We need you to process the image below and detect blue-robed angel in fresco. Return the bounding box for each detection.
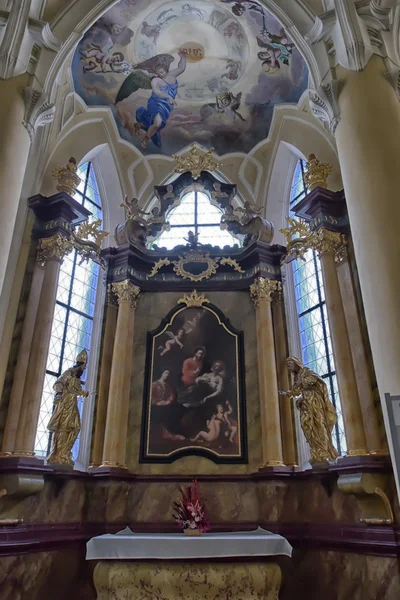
[115,52,187,149]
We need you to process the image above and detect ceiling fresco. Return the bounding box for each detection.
[72,0,308,156]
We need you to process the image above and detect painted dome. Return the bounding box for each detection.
[72,0,308,156]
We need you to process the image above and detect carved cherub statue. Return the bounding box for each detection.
[47,349,88,467]
[120,195,150,224]
[184,230,200,248]
[211,181,229,200]
[235,200,262,225]
[115,200,170,248]
[220,202,274,245]
[279,356,338,464]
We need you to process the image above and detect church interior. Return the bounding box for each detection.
[1,0,400,598]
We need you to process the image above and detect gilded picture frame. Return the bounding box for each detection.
[140,301,247,464]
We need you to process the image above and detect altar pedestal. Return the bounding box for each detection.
[87,528,292,600]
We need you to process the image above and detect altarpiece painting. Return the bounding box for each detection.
[140,301,247,463]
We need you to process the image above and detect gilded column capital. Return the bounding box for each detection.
[249,277,282,308]
[313,228,345,256]
[36,232,72,265]
[280,218,347,263]
[112,280,140,308]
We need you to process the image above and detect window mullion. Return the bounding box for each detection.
[194,191,198,237]
[312,250,342,454]
[82,162,90,199]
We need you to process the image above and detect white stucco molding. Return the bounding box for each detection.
[22,86,55,142]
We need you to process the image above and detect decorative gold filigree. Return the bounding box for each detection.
[173,252,219,282]
[147,257,171,279]
[72,218,108,267]
[280,219,346,263]
[303,153,333,191]
[36,232,72,265]
[219,257,244,273]
[37,220,108,268]
[249,277,282,307]
[148,253,245,281]
[172,144,222,179]
[52,156,81,196]
[112,280,140,308]
[178,290,209,307]
[279,216,309,240]
[75,219,108,247]
[47,350,88,467]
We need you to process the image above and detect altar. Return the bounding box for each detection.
[87,527,292,599]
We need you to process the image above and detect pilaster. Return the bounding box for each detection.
[250,277,285,468]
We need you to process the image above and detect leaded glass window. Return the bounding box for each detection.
[290,160,346,455]
[151,190,239,250]
[34,162,102,458]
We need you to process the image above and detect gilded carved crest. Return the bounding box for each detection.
[147,251,244,282]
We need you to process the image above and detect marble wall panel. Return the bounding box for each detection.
[9,475,365,527]
[280,550,400,600]
[0,547,96,600]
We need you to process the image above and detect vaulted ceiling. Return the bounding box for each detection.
[71,0,308,157]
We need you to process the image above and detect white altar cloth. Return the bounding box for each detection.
[86,527,292,561]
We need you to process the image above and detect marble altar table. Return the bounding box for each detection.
[87,527,292,599]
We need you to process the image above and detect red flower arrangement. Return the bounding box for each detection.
[173,480,210,534]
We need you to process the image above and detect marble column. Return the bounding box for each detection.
[272,293,298,466]
[1,263,45,454]
[0,75,31,307]
[316,229,368,456]
[100,280,140,470]
[335,56,400,467]
[250,277,284,467]
[336,246,386,454]
[91,289,118,467]
[13,234,71,456]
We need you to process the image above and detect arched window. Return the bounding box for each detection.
[34,162,103,458]
[151,190,239,249]
[290,160,346,455]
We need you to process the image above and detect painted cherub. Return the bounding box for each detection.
[223,401,238,443]
[158,328,185,356]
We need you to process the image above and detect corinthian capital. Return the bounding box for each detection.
[250,277,282,307]
[313,228,345,256]
[36,233,73,265]
[112,280,140,308]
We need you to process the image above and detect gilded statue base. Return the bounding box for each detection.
[93,561,282,600]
